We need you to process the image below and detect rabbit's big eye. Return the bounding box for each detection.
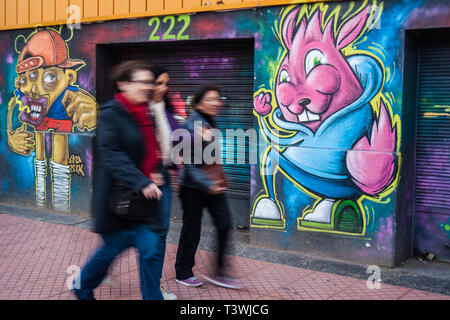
[279,69,291,83]
[305,49,326,75]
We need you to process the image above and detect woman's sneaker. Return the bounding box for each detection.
[202,275,245,290]
[175,276,203,287]
[160,286,178,300]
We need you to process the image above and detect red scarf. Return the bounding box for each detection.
[115,93,161,177]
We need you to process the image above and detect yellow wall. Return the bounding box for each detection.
[0,0,324,31]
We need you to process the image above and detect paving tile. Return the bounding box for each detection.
[329,279,410,300]
[399,289,450,300]
[255,271,359,300]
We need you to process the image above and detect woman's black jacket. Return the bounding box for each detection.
[91,99,156,235]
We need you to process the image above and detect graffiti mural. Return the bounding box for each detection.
[5,27,97,211]
[251,2,400,236]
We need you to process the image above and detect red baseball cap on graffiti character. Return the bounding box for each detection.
[16,29,84,74]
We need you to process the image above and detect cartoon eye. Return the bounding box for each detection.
[29,70,38,81]
[19,77,27,86]
[305,49,326,75]
[279,69,291,83]
[43,71,57,84]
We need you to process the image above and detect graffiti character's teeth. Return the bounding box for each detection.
[298,110,309,122]
[298,110,320,123]
[307,110,320,121]
[28,103,42,119]
[33,105,42,112]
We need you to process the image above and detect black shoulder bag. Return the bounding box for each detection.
[109,183,160,222]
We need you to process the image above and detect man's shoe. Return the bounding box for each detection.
[161,286,177,300]
[175,276,203,287]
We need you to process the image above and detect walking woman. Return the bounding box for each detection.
[73,61,164,300]
[149,65,180,300]
[174,84,244,290]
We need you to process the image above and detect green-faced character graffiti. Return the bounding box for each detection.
[7,28,97,211]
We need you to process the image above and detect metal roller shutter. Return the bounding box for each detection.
[415,37,450,215]
[106,39,254,227]
[414,32,450,261]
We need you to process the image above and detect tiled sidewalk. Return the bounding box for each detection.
[0,213,448,300]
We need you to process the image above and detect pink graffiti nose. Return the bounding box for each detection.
[298,98,311,107]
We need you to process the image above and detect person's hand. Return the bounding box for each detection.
[149,172,165,186]
[141,183,162,200]
[208,182,227,195]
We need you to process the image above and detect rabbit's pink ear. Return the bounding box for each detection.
[305,10,322,40]
[336,7,369,49]
[282,8,299,49]
[322,17,334,44]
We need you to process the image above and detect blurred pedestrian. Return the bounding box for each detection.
[149,65,181,300]
[174,84,244,290]
[72,60,164,300]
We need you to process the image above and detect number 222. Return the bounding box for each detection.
[148,15,190,41]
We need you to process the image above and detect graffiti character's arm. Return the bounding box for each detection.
[6,97,35,156]
[63,89,98,131]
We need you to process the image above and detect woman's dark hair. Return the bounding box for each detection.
[110,60,153,92]
[150,65,175,113]
[150,65,169,80]
[193,84,222,106]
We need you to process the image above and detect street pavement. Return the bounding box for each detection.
[0,210,449,300]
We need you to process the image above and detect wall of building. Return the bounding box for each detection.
[0,0,449,265]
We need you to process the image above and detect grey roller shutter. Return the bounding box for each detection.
[113,39,254,226]
[415,37,450,216]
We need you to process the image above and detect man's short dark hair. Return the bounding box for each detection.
[193,84,222,106]
[111,60,153,91]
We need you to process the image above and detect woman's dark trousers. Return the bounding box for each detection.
[175,186,232,280]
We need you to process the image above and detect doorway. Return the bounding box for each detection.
[413,29,450,262]
[96,39,255,228]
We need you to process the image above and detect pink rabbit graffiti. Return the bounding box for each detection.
[253,7,397,233]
